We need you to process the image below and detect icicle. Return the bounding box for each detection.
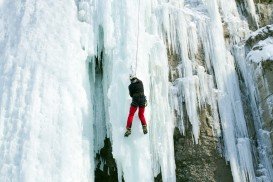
[203,0,256,181]
[176,76,200,143]
[243,0,259,28]
[188,22,198,61]
[2,0,272,181]
[237,138,257,181]
[234,39,273,180]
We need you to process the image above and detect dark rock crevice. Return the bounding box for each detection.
[95,138,119,182]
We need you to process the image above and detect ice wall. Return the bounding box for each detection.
[86,0,261,181]
[0,1,94,181]
[139,0,269,181]
[81,0,177,181]
[1,0,272,182]
[241,25,273,180]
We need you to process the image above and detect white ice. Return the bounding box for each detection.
[0,0,94,181]
[0,0,272,182]
[247,37,273,63]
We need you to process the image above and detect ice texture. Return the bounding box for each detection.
[0,0,94,181]
[1,0,272,182]
[247,37,273,63]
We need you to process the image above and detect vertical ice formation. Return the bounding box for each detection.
[243,0,260,28]
[205,1,256,181]
[77,1,108,155]
[78,0,177,181]
[0,0,94,182]
[88,0,262,181]
[234,46,273,181]
[155,0,221,144]
[0,0,271,182]
[219,1,273,180]
[153,0,266,181]
[148,38,176,181]
[234,25,273,181]
[89,58,107,154]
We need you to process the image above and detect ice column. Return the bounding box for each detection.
[204,0,256,181]
[91,0,177,181]
[0,1,94,181]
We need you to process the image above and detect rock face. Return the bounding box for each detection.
[167,35,234,180]
[236,0,273,29]
[246,25,273,151]
[258,61,273,145]
[173,110,233,182]
[95,138,119,182]
[170,2,273,181]
[255,0,273,27]
[246,25,273,50]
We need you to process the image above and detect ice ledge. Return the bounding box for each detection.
[247,37,273,63]
[246,24,273,49]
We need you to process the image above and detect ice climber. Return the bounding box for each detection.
[124,75,148,137]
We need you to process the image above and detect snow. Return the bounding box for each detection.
[1,0,272,182]
[247,37,273,63]
[247,24,273,40]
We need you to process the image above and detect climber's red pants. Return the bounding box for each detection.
[126,106,147,128]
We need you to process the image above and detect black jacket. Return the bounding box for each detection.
[128,79,146,107]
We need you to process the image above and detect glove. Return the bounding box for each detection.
[145,96,148,107]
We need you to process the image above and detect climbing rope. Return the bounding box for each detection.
[132,0,141,76]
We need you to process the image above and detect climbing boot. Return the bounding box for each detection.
[124,128,131,137]
[142,125,148,134]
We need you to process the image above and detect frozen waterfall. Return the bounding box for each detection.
[0,0,272,182]
[0,1,94,181]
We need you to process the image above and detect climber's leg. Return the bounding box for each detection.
[138,107,147,126]
[126,106,138,129]
[138,107,148,134]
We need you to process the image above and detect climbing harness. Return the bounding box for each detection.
[131,0,141,76]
